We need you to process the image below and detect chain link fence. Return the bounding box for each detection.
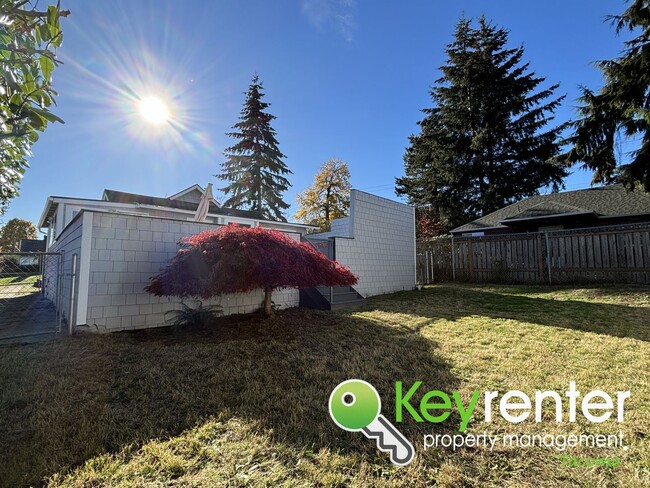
[0,252,63,340]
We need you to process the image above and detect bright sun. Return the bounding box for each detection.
[138,96,169,124]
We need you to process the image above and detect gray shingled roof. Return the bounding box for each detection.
[452,185,650,233]
[103,189,264,220]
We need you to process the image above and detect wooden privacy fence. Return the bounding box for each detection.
[417,223,650,285]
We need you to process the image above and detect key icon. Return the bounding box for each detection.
[329,379,415,466]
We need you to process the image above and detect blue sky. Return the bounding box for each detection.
[3,0,629,228]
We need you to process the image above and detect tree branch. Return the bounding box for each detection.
[2,7,70,18]
[0,129,30,140]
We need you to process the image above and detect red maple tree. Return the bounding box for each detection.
[145,225,357,317]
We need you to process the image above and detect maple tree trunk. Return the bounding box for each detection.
[263,287,273,318]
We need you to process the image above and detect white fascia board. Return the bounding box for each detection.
[37,197,55,229]
[39,195,317,232]
[168,184,205,200]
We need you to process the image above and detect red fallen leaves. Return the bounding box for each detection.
[145,225,357,299]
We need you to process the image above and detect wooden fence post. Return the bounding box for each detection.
[451,237,456,282]
[545,232,552,285]
[536,234,544,283]
[424,251,431,285]
[468,238,474,281]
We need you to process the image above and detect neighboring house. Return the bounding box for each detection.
[19,238,47,253]
[18,238,47,266]
[35,185,415,333]
[451,185,650,236]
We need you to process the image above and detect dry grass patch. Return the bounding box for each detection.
[0,284,648,487]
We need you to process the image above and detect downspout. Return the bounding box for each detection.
[69,254,78,336]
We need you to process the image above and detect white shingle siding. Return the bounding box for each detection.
[81,211,298,332]
[46,214,84,325]
[48,190,413,333]
[330,217,350,236]
[313,190,416,297]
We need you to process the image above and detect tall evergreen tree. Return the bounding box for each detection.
[396,17,568,232]
[563,0,650,191]
[217,75,292,221]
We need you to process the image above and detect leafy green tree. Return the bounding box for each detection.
[0,1,69,213]
[0,217,37,251]
[396,16,568,232]
[294,158,351,231]
[563,0,650,191]
[217,75,292,221]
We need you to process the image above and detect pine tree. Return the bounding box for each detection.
[294,158,351,231]
[396,17,568,232]
[563,0,650,191]
[217,75,292,221]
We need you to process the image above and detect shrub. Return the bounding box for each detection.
[146,225,357,317]
[165,302,223,329]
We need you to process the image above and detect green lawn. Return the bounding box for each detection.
[0,284,648,487]
[0,273,39,285]
[0,275,18,284]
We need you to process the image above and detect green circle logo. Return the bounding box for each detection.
[329,379,381,431]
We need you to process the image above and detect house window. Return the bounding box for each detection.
[538,225,564,232]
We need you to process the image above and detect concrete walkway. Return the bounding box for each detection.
[0,291,59,345]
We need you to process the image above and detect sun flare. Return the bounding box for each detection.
[138,96,170,124]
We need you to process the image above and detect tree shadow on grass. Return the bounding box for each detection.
[367,285,650,342]
[0,308,460,487]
